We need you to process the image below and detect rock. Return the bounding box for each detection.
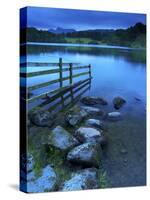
[81,96,108,106]
[74,127,103,143]
[107,112,121,121]
[85,119,104,129]
[120,148,128,154]
[66,114,82,127]
[81,106,103,115]
[30,110,54,127]
[61,168,98,191]
[21,165,57,193]
[113,97,126,109]
[67,142,101,167]
[135,97,141,101]
[48,126,79,151]
[66,110,88,127]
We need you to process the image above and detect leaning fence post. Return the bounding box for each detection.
[69,63,73,84]
[59,58,63,87]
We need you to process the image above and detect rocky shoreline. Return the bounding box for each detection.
[21,96,127,193]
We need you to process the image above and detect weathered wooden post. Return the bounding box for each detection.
[89,64,92,79]
[69,63,74,101]
[89,64,92,90]
[69,63,73,84]
[59,57,63,87]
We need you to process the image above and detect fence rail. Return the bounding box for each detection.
[20,58,92,111]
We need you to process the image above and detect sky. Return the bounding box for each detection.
[22,6,146,31]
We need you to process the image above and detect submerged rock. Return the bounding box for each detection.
[81,106,103,115]
[107,112,121,121]
[61,168,99,191]
[113,97,126,109]
[48,126,79,151]
[85,119,105,129]
[21,165,57,193]
[67,142,101,167]
[30,110,54,127]
[74,127,103,143]
[81,96,108,106]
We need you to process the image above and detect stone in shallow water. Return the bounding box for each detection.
[75,127,102,143]
[66,109,88,127]
[61,168,99,191]
[21,165,57,193]
[85,119,104,129]
[81,96,108,106]
[81,106,103,115]
[48,126,79,151]
[66,114,81,126]
[67,142,101,167]
[30,110,54,127]
[107,112,121,121]
[113,97,126,110]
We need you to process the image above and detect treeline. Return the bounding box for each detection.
[20,23,146,48]
[66,23,146,48]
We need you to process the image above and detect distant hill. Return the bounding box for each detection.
[48,27,76,34]
[20,23,146,48]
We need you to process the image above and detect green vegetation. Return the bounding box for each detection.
[21,23,146,48]
[98,169,110,188]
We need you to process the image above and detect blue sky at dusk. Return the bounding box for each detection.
[25,6,146,31]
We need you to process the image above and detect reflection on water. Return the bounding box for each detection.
[21,44,146,106]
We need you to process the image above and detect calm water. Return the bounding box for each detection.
[21,43,146,104]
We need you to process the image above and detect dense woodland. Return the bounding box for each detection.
[20,23,146,48]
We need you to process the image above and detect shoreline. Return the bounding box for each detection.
[20,42,146,51]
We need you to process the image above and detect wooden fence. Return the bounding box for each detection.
[20,58,92,112]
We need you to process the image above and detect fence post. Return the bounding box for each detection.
[69,63,73,84]
[59,58,63,87]
[89,64,92,79]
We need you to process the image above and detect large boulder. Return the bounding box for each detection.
[61,168,99,191]
[21,165,57,193]
[85,119,105,129]
[48,126,79,151]
[81,96,108,106]
[67,142,102,167]
[74,127,102,143]
[30,110,54,127]
[107,112,121,121]
[113,97,126,109]
[81,106,103,116]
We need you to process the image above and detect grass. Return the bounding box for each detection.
[98,169,110,188]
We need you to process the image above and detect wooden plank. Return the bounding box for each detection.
[21,67,69,78]
[47,85,90,113]
[28,78,91,104]
[73,71,89,78]
[28,76,70,91]
[73,66,89,70]
[36,79,90,108]
[20,62,80,67]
